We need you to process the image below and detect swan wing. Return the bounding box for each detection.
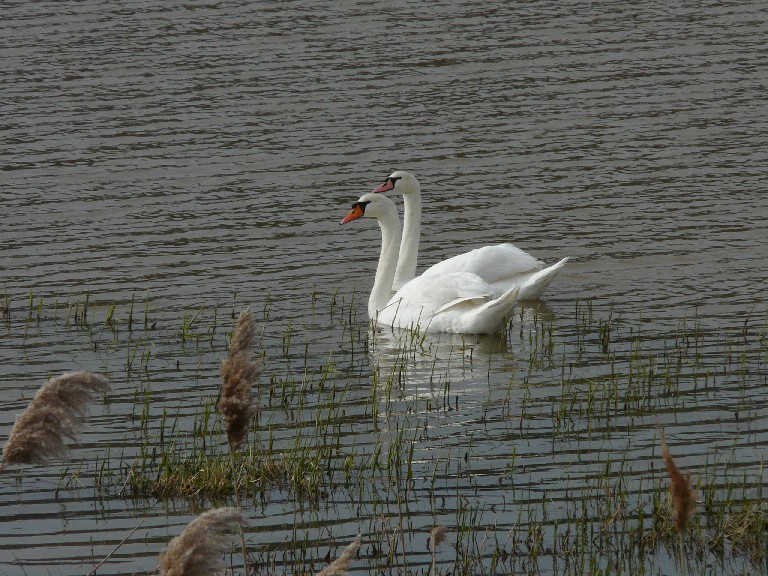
[382,272,494,319]
[421,244,544,285]
[394,271,492,304]
[378,271,521,334]
[434,296,486,315]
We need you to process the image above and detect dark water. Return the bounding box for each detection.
[1,2,767,575]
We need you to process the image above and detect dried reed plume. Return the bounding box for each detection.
[1,371,109,468]
[660,429,695,533]
[315,534,362,576]
[219,307,261,451]
[428,525,448,575]
[428,525,448,551]
[159,507,243,576]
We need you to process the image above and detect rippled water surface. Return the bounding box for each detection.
[1,2,767,575]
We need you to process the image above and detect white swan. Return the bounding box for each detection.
[340,193,520,334]
[370,171,569,298]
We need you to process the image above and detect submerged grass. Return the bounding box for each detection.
[122,436,321,502]
[1,291,767,575]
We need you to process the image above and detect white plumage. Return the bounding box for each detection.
[370,170,568,298]
[340,193,520,334]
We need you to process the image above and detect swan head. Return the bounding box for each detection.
[339,193,398,225]
[370,170,420,196]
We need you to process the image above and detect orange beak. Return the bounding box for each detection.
[371,179,395,194]
[340,204,364,225]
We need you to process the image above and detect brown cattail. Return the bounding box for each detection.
[428,525,448,551]
[660,430,695,533]
[315,534,362,576]
[219,308,261,451]
[159,507,243,576]
[1,371,109,467]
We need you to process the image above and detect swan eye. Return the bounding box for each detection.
[388,176,402,186]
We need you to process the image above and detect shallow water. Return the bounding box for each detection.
[1,2,767,575]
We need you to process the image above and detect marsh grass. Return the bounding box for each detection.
[1,292,767,575]
[123,442,300,500]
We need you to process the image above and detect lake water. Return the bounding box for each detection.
[1,2,767,575]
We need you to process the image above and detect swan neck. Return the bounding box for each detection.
[369,208,401,318]
[395,185,421,288]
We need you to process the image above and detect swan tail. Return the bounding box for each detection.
[462,285,520,333]
[519,257,569,300]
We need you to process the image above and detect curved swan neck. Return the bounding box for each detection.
[395,183,421,289]
[369,205,401,318]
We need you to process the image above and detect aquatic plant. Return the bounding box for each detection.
[429,525,449,575]
[1,371,109,468]
[3,290,765,574]
[661,429,695,575]
[661,430,695,534]
[219,307,261,451]
[220,307,261,575]
[429,525,448,551]
[315,533,362,576]
[158,507,243,576]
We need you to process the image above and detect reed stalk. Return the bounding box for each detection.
[219,307,262,575]
[429,525,448,575]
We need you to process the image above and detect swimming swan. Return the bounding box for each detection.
[340,193,520,334]
[370,170,569,298]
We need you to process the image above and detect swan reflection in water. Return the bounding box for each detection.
[365,301,558,406]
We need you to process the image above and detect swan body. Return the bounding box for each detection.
[340,193,520,334]
[370,170,568,298]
